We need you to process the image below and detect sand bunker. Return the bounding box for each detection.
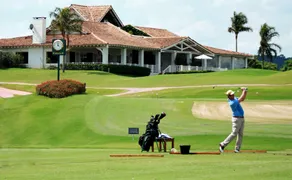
[192,101,292,124]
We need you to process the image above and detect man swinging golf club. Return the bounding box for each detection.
[219,87,248,153]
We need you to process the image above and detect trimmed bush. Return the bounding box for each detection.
[163,70,214,75]
[65,63,151,76]
[36,79,86,98]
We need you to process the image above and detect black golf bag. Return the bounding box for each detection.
[138,112,166,152]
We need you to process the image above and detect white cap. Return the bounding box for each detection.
[225,90,235,96]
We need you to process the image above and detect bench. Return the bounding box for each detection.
[151,137,175,152]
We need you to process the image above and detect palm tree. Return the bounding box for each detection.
[49,7,83,72]
[228,11,253,52]
[258,23,282,69]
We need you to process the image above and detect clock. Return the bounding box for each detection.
[52,39,64,51]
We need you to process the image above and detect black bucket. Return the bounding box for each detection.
[180,145,191,154]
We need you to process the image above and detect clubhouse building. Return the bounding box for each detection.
[0,4,253,74]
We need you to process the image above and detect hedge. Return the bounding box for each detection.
[36,79,86,98]
[162,70,214,75]
[63,63,151,76]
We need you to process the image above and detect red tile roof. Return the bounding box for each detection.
[70,4,111,22]
[204,46,253,57]
[0,33,105,48]
[134,26,179,37]
[142,37,185,48]
[82,22,159,49]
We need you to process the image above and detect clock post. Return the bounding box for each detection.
[52,39,66,81]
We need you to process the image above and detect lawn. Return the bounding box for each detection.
[123,85,292,100]
[1,95,291,150]
[1,68,292,87]
[1,68,292,179]
[0,149,291,180]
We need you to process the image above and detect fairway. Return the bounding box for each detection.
[1,68,292,179]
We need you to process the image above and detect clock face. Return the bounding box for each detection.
[53,40,64,51]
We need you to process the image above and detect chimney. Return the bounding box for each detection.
[31,17,46,44]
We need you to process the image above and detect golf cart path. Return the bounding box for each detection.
[0,87,32,98]
[1,82,291,97]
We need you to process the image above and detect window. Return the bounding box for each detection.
[80,52,93,62]
[70,52,75,62]
[46,52,59,63]
[16,52,28,64]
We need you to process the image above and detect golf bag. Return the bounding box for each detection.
[138,112,166,152]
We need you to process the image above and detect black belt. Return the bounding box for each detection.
[233,116,244,118]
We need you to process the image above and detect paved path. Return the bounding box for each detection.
[0,87,32,98]
[1,82,291,98]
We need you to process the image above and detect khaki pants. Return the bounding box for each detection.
[221,117,245,150]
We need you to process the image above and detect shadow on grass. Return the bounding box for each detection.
[87,72,146,78]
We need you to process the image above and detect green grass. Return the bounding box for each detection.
[1,68,292,179]
[1,68,292,87]
[1,95,291,150]
[124,85,292,100]
[0,149,292,180]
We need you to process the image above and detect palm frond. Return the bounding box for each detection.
[228,27,235,33]
[270,43,282,52]
[239,26,253,32]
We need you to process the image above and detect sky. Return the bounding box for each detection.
[0,0,291,57]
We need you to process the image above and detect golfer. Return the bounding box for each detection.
[219,87,248,153]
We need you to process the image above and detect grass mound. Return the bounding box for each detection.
[36,79,86,98]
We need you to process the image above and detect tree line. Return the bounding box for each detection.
[228,11,282,69]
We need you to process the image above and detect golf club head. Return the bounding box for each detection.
[158,112,166,120]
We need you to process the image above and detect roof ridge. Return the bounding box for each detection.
[105,22,131,37]
[71,4,111,7]
[134,25,168,30]
[87,6,94,21]
[145,36,186,39]
[97,5,112,22]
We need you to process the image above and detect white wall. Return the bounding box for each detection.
[28,48,45,68]
[2,48,45,68]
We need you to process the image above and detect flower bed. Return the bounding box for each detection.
[36,79,86,98]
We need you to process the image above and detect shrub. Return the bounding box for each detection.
[65,63,151,76]
[36,79,86,98]
[0,51,27,69]
[281,59,292,71]
[248,58,278,70]
[162,70,214,75]
[121,25,150,36]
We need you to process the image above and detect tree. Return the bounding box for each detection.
[228,11,253,52]
[258,23,282,69]
[49,7,83,72]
